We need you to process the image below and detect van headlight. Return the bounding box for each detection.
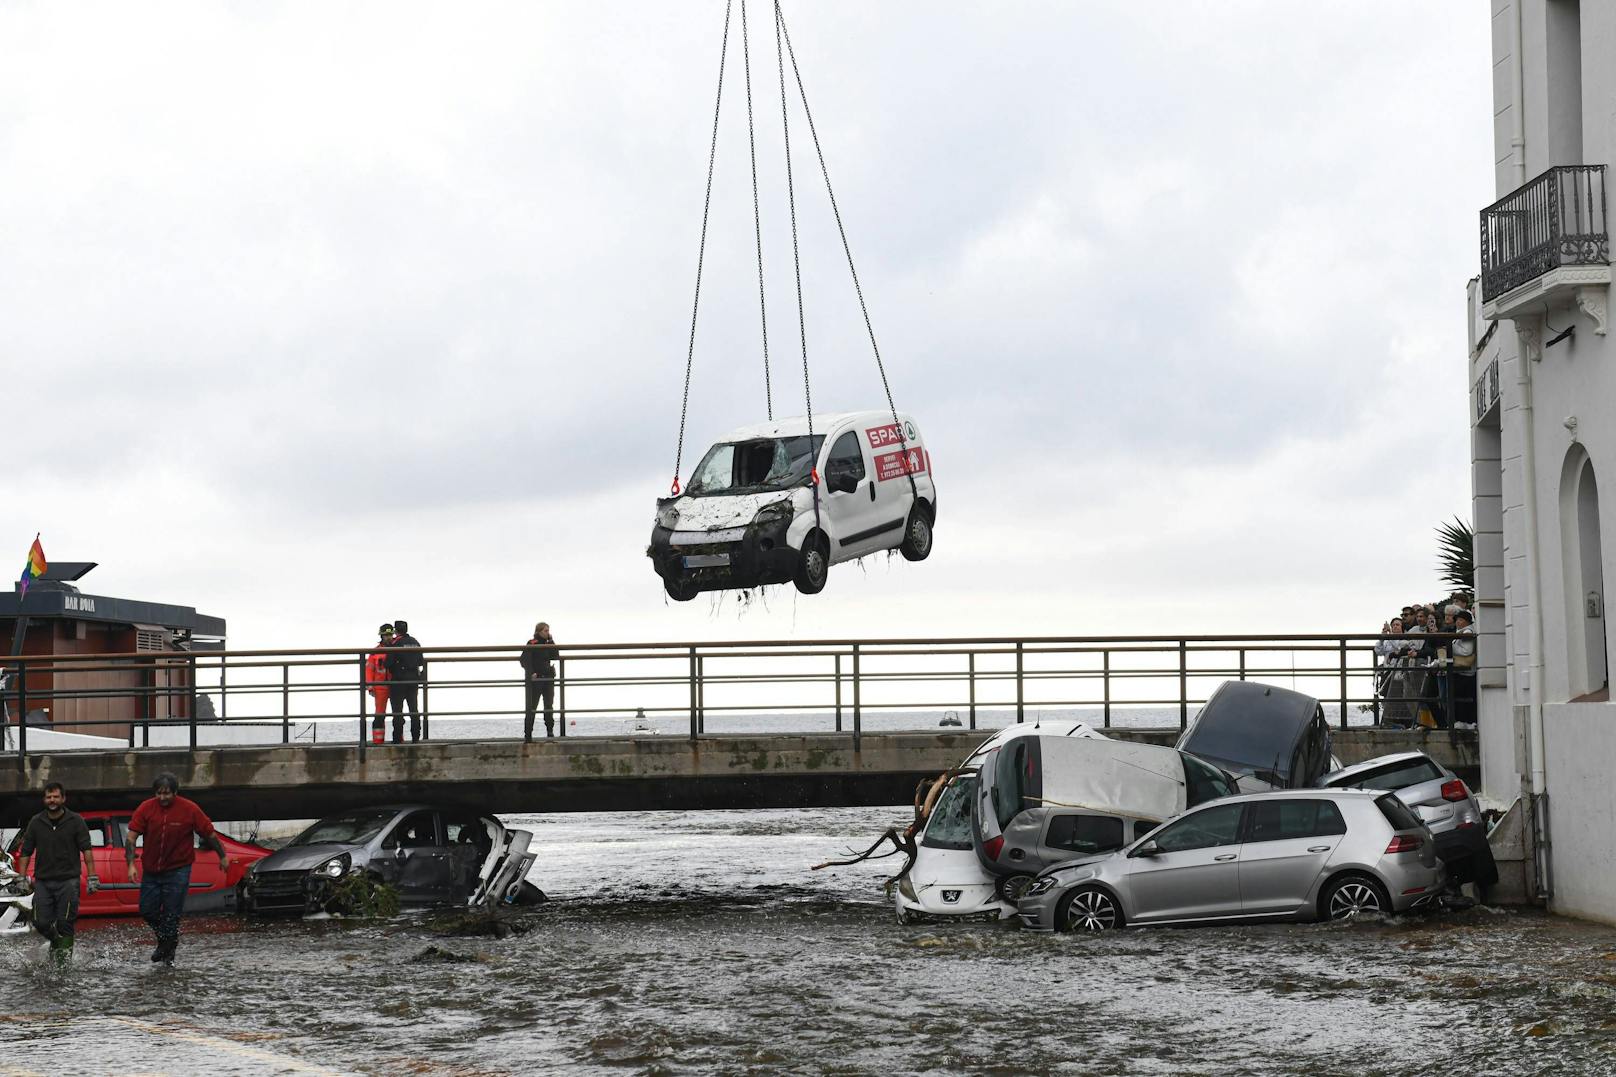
[657,503,681,530]
[1025,876,1057,897]
[751,500,794,528]
[316,853,351,878]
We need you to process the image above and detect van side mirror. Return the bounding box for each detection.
[1129,840,1161,859]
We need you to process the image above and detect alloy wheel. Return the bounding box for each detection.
[1328,880,1384,919]
[1062,888,1119,932]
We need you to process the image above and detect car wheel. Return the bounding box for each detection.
[663,575,698,602]
[513,880,548,906]
[793,534,829,595]
[995,873,1035,904]
[899,504,933,562]
[1322,874,1390,921]
[1056,885,1123,932]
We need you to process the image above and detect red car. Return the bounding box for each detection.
[8,810,272,917]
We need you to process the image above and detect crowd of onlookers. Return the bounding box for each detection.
[1375,594,1477,729]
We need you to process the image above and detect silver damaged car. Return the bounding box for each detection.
[1017,789,1444,932]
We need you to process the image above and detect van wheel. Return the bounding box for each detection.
[794,534,829,594]
[663,575,698,602]
[1321,874,1389,921]
[1056,886,1123,932]
[995,873,1035,903]
[899,504,933,562]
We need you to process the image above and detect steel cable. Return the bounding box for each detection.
[740,0,773,420]
[671,0,734,496]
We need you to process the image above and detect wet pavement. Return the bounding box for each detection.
[1,807,1614,1075]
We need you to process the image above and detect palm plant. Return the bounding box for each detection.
[1436,517,1473,595]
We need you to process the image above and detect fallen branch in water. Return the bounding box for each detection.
[811,768,972,889]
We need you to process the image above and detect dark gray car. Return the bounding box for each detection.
[244,804,538,915]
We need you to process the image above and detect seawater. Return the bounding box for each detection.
[0,805,1614,1075]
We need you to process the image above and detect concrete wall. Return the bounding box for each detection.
[1541,702,1616,923]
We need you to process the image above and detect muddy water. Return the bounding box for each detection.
[2,807,1614,1075]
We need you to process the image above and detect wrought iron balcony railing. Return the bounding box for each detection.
[1480,164,1609,302]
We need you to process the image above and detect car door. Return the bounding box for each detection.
[381,810,454,902]
[443,815,490,901]
[81,817,124,915]
[822,429,890,561]
[1039,813,1127,865]
[1120,803,1245,923]
[1237,799,1348,915]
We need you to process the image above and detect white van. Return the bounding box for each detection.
[649,411,936,601]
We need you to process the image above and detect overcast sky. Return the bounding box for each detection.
[3,2,1493,650]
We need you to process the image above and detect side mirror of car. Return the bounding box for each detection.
[1129,840,1161,858]
[394,846,409,860]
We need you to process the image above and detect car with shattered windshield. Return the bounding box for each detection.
[649,410,935,600]
[243,805,539,915]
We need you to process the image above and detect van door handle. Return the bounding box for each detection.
[1213,853,1237,861]
[1307,845,1331,853]
[868,483,876,502]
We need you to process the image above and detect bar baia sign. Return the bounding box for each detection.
[1473,356,1500,425]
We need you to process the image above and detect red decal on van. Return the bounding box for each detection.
[865,424,904,449]
[875,448,928,482]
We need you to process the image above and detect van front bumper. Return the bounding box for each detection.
[648,516,798,595]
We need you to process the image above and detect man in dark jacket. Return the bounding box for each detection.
[16,781,96,958]
[520,622,558,740]
[384,619,425,743]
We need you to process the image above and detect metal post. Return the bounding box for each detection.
[852,644,861,749]
[558,656,567,737]
[834,653,842,732]
[1178,640,1188,729]
[188,653,198,751]
[688,647,699,740]
[282,663,291,744]
[421,659,430,742]
[358,653,368,753]
[697,655,705,734]
[219,652,227,721]
[968,651,976,730]
[1015,642,1024,723]
[1102,650,1111,728]
[1371,650,1381,726]
[1238,649,1247,681]
[16,663,27,770]
[1338,638,1349,730]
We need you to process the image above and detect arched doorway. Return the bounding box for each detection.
[1561,447,1607,699]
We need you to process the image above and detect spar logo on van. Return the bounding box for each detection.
[874,447,928,482]
[864,421,920,449]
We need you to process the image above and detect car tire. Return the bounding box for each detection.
[794,533,829,595]
[899,503,933,562]
[1055,885,1124,932]
[1321,874,1391,921]
[995,873,1035,904]
[514,880,548,906]
[663,575,698,603]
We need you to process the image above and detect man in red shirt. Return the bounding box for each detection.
[126,772,229,964]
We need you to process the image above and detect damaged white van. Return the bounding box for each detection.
[649,411,936,601]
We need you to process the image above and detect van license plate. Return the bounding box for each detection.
[683,554,730,569]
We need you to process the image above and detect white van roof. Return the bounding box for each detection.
[1029,737,1189,822]
[715,411,916,442]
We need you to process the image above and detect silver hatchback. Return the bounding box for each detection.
[1018,789,1444,932]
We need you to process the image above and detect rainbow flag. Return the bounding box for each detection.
[17,535,46,598]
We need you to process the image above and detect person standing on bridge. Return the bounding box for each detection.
[15,781,96,961]
[127,772,229,965]
[366,624,393,744]
[520,622,558,740]
[385,619,425,743]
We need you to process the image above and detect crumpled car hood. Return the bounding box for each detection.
[667,493,793,531]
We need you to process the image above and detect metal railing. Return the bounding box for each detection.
[1480,164,1609,301]
[0,633,1477,765]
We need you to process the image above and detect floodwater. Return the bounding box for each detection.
[2,806,1615,1076]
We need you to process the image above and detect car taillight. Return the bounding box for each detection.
[983,835,1005,861]
[1440,779,1469,802]
[1385,835,1422,854]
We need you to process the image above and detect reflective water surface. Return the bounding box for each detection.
[2,806,1614,1075]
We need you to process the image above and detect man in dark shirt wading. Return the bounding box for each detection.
[16,781,96,960]
[127,772,229,964]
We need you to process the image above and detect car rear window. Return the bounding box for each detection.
[921,776,976,851]
[1375,793,1424,832]
[1330,758,1443,792]
[993,743,1033,831]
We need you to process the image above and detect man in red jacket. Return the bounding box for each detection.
[126,772,229,964]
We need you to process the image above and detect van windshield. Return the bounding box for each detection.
[921,775,976,850]
[687,436,824,496]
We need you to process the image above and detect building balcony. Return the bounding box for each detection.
[1480,165,1610,332]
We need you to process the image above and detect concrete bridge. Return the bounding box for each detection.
[0,727,1478,823]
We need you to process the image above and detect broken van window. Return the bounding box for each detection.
[687,436,825,495]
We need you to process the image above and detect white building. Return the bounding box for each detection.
[1468,0,1613,922]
